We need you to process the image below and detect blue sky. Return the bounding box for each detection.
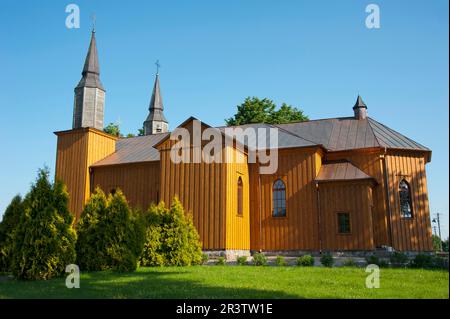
[0,0,448,238]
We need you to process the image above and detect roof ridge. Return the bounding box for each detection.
[269,123,321,147]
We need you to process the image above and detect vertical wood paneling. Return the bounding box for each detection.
[55,128,116,221]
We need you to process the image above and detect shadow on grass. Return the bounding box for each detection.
[0,268,302,299]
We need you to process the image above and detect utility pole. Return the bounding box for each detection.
[432,213,443,252]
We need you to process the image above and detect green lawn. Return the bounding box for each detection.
[0,266,448,299]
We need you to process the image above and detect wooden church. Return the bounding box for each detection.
[55,31,433,257]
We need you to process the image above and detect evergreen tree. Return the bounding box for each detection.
[0,195,23,273]
[11,168,77,280]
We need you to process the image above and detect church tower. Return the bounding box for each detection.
[72,30,105,130]
[143,70,168,135]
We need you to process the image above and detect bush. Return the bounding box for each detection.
[390,252,409,266]
[0,195,23,273]
[431,256,449,270]
[237,256,248,266]
[320,253,334,267]
[201,253,209,265]
[216,256,226,265]
[343,259,356,267]
[366,254,380,266]
[409,253,444,269]
[252,252,267,266]
[297,255,314,267]
[76,188,145,272]
[275,256,286,266]
[140,198,203,267]
[11,169,77,280]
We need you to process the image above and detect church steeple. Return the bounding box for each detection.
[143,64,168,135]
[72,30,105,130]
[353,95,367,120]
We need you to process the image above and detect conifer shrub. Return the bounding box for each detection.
[275,255,286,266]
[237,256,248,265]
[216,256,226,265]
[320,253,334,267]
[252,252,267,266]
[0,195,23,273]
[10,169,77,280]
[76,188,145,272]
[140,198,203,266]
[296,255,315,267]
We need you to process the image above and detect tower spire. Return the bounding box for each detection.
[353,95,368,120]
[72,31,105,130]
[143,63,168,135]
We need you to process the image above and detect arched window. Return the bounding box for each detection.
[272,179,286,217]
[399,179,413,218]
[237,177,243,216]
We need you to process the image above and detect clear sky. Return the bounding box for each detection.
[0,0,448,238]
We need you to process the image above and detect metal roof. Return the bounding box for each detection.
[76,31,104,90]
[91,132,169,167]
[90,116,429,167]
[315,162,374,183]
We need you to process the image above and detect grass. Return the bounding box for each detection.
[0,266,448,299]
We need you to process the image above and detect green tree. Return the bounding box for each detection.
[432,234,443,251]
[76,188,145,272]
[0,195,23,273]
[138,128,145,136]
[140,197,203,266]
[11,168,77,280]
[225,97,308,126]
[104,122,121,137]
[442,238,449,252]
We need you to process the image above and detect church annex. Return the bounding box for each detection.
[55,31,433,256]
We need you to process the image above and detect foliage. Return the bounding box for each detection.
[297,255,315,267]
[390,252,409,266]
[432,235,443,251]
[320,253,334,267]
[216,256,226,265]
[76,188,145,272]
[366,254,380,266]
[10,168,77,280]
[0,195,24,272]
[103,122,122,137]
[237,256,248,266]
[140,198,203,267]
[275,256,286,266]
[343,259,357,267]
[225,97,308,126]
[252,252,267,266]
[410,254,434,269]
[442,239,449,253]
[138,128,145,136]
[126,133,135,138]
[201,253,209,265]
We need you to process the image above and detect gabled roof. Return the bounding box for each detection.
[315,161,375,183]
[91,132,169,167]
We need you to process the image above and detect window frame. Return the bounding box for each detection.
[272,178,287,218]
[337,212,351,234]
[399,179,413,219]
[237,176,243,216]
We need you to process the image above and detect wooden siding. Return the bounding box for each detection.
[385,152,433,251]
[325,149,389,247]
[90,161,160,211]
[157,120,227,250]
[249,147,322,251]
[55,128,116,220]
[225,146,250,250]
[318,181,374,250]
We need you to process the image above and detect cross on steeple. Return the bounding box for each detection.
[90,13,96,32]
[155,60,161,75]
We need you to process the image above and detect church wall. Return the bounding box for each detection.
[318,181,375,250]
[385,151,433,251]
[249,147,322,251]
[224,146,250,251]
[55,128,116,221]
[90,161,160,211]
